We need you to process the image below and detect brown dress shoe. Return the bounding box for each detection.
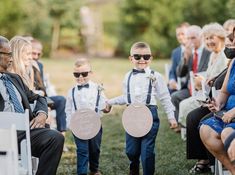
[89,171,102,175]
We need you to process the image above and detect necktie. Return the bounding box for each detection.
[192,50,198,73]
[132,69,145,75]
[1,75,24,113]
[77,84,89,90]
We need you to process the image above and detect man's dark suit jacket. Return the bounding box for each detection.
[0,72,48,121]
[176,48,211,89]
[169,46,182,81]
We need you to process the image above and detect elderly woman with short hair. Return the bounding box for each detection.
[178,23,228,128]
[200,27,235,174]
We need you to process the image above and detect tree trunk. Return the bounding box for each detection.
[50,18,60,58]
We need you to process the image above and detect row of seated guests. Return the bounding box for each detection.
[168,19,235,174]
[0,36,64,175]
[9,36,68,150]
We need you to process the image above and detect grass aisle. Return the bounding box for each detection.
[43,58,212,175]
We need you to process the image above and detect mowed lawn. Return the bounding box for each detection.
[42,57,211,175]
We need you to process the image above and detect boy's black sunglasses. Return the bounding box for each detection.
[132,54,151,61]
[73,71,90,78]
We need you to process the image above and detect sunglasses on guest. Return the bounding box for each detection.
[73,71,90,78]
[132,54,152,60]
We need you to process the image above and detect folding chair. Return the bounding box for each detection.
[164,63,170,82]
[0,110,37,175]
[0,124,18,175]
[214,158,231,175]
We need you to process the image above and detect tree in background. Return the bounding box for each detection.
[0,0,234,58]
[0,0,25,38]
[117,0,231,58]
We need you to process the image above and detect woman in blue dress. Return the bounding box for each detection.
[200,28,235,174]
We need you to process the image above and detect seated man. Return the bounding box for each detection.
[31,39,67,139]
[0,35,64,175]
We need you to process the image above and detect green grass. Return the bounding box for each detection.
[42,57,212,175]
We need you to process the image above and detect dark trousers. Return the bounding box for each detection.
[73,128,102,175]
[186,107,214,164]
[18,128,64,175]
[50,95,67,132]
[171,88,190,121]
[126,106,159,175]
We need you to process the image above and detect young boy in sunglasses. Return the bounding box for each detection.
[65,58,111,175]
[107,42,177,175]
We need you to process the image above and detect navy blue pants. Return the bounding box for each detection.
[50,95,67,132]
[126,106,160,175]
[73,128,102,175]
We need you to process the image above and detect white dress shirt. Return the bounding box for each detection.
[108,67,175,120]
[65,81,107,127]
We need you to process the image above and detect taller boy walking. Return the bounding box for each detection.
[108,42,177,175]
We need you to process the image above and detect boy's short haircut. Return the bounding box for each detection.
[130,42,151,55]
[74,57,91,69]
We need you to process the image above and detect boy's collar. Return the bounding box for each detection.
[76,80,91,86]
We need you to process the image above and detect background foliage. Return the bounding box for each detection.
[0,0,235,57]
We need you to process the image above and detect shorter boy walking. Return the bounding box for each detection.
[65,58,110,175]
[107,42,177,175]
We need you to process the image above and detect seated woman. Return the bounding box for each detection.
[187,69,227,174]
[200,27,235,174]
[178,23,228,127]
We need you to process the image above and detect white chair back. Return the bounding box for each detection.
[0,110,32,175]
[0,125,18,175]
[164,63,170,82]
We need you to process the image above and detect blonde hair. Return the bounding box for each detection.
[74,57,91,69]
[202,23,226,40]
[9,36,34,89]
[130,42,151,56]
[223,19,235,33]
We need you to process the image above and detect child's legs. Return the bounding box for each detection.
[126,133,141,171]
[73,135,89,175]
[89,127,102,172]
[141,106,159,175]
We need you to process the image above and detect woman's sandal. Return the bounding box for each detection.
[189,162,211,174]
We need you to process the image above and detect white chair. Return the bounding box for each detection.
[0,124,18,175]
[0,110,36,175]
[165,63,182,90]
[164,63,170,82]
[214,158,231,175]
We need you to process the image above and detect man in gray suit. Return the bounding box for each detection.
[0,35,64,175]
[171,25,211,126]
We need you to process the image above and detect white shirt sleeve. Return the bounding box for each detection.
[155,73,175,120]
[107,95,126,105]
[65,88,73,128]
[98,90,108,110]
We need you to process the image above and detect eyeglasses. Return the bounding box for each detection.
[73,71,90,78]
[0,52,12,57]
[132,54,151,61]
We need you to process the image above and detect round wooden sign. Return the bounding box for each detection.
[122,103,153,137]
[70,108,101,140]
